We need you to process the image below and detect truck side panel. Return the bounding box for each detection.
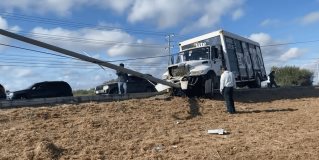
[234,39,248,79]
[224,37,240,76]
[256,46,267,79]
[223,35,267,81]
[242,42,254,79]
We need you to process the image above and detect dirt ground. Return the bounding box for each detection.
[1,86,319,160]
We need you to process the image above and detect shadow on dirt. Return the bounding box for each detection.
[172,97,202,120]
[187,98,202,119]
[236,108,298,114]
[212,86,319,103]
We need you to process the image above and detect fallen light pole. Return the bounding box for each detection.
[0,29,180,89]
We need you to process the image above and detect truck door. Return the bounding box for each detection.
[211,46,223,76]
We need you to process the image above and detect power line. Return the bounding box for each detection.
[0,43,77,60]
[0,64,100,69]
[0,12,169,36]
[0,62,166,72]
[0,58,166,66]
[5,11,319,49]
[4,29,167,48]
[261,39,319,47]
[0,42,174,63]
[0,53,72,59]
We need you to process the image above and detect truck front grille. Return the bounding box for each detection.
[169,65,188,77]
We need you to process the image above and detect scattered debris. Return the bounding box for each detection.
[208,129,227,135]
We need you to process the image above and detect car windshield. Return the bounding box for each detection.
[25,84,35,90]
[179,46,210,62]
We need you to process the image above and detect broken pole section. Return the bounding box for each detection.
[0,29,180,88]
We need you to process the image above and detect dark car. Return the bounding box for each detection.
[95,75,157,94]
[0,84,6,100]
[11,81,73,100]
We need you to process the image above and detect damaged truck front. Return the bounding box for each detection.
[163,30,267,97]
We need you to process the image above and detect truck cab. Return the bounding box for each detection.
[165,44,223,97]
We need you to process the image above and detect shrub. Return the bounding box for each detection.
[271,66,313,86]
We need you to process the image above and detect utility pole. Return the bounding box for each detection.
[166,34,174,65]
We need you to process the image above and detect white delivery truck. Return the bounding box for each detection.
[163,30,267,96]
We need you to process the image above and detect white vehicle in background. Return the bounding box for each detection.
[163,30,267,96]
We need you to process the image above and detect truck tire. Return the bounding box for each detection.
[255,75,261,88]
[248,75,261,88]
[206,74,215,98]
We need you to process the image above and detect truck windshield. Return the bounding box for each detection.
[180,47,210,62]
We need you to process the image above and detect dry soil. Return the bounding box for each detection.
[1,86,319,159]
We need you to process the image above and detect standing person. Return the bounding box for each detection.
[268,70,279,88]
[220,66,236,114]
[116,63,128,94]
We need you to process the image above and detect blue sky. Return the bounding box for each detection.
[1,0,319,91]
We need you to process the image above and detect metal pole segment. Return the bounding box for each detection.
[0,29,180,88]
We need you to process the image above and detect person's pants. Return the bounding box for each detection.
[223,87,236,113]
[269,80,278,88]
[118,82,127,94]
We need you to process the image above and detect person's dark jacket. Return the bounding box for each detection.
[116,71,128,82]
[269,71,275,82]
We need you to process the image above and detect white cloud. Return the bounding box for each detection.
[182,0,245,33]
[300,11,319,25]
[31,27,134,53]
[248,32,306,72]
[260,19,280,27]
[0,0,132,16]
[198,0,244,27]
[232,8,244,20]
[0,16,21,50]
[249,33,282,71]
[107,41,165,58]
[249,32,274,46]
[14,69,34,78]
[31,26,166,59]
[279,48,305,61]
[128,0,198,29]
[0,0,246,31]
[0,0,88,16]
[0,16,9,29]
[92,0,133,13]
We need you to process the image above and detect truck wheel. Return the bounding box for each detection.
[249,75,261,88]
[206,74,215,98]
[255,75,261,88]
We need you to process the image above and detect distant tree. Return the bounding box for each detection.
[271,66,313,86]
